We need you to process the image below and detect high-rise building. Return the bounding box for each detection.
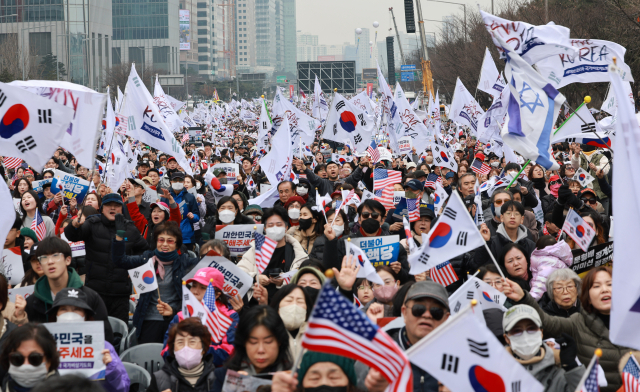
[112,0,181,76]
[282,0,296,75]
[236,0,256,73]
[0,0,112,90]
[354,27,371,73]
[179,0,219,80]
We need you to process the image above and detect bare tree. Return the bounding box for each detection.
[103,62,168,102]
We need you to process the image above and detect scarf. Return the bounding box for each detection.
[153,249,179,280]
[178,361,204,386]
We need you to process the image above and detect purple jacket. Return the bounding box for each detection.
[101,341,130,392]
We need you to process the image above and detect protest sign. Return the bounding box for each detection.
[31,178,53,193]
[212,163,240,184]
[260,183,272,194]
[1,247,25,285]
[45,321,106,379]
[183,255,252,298]
[215,224,263,256]
[398,136,412,154]
[8,285,34,303]
[222,369,272,392]
[50,169,90,203]
[61,233,86,257]
[351,235,401,267]
[142,188,158,203]
[571,241,613,277]
[393,191,405,206]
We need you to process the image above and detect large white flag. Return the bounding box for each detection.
[97,86,116,157]
[104,135,128,191]
[123,139,138,178]
[312,75,329,121]
[153,76,183,132]
[408,192,485,274]
[406,304,544,392]
[477,47,506,97]
[349,91,375,115]
[117,86,124,111]
[499,35,564,171]
[393,83,434,154]
[536,39,633,88]
[0,178,13,247]
[601,80,635,116]
[256,98,271,154]
[610,59,640,350]
[272,89,319,148]
[449,78,485,135]
[479,8,576,65]
[10,80,107,170]
[551,103,612,148]
[0,82,75,171]
[322,92,375,153]
[377,62,401,153]
[166,94,186,112]
[260,116,292,186]
[120,64,192,175]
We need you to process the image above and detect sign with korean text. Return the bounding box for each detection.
[212,163,240,184]
[183,255,252,298]
[32,178,53,193]
[571,241,613,277]
[50,169,90,203]
[352,235,401,267]
[45,321,106,379]
[8,285,34,303]
[61,233,86,257]
[222,369,272,392]
[398,136,412,154]
[215,224,264,256]
[393,191,405,206]
[1,247,25,285]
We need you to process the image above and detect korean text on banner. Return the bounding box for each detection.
[212,163,240,184]
[61,233,86,257]
[50,169,90,203]
[398,137,412,154]
[44,321,106,379]
[351,235,400,267]
[215,224,264,257]
[183,255,253,298]
[31,178,53,193]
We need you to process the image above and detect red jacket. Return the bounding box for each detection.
[126,198,182,240]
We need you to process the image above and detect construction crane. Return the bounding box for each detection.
[388,8,406,65]
[414,0,435,99]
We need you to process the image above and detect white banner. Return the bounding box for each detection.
[1,247,25,285]
[44,321,106,379]
[215,224,264,256]
[8,285,34,303]
[183,255,253,298]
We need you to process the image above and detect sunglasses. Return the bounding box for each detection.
[581,198,597,205]
[361,212,381,219]
[410,304,445,321]
[9,352,44,367]
[549,180,561,186]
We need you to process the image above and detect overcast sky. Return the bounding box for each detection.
[296,0,496,46]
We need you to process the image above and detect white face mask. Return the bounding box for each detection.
[172,182,184,191]
[279,304,307,330]
[509,330,542,360]
[266,226,286,242]
[9,363,48,388]
[57,312,85,323]
[296,187,308,196]
[332,225,344,237]
[288,208,300,220]
[219,210,236,224]
[490,161,499,167]
[196,182,202,190]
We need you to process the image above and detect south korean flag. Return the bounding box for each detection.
[408,192,485,274]
[432,141,458,172]
[322,92,375,153]
[573,167,595,188]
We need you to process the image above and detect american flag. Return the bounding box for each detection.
[202,281,234,343]
[407,198,420,223]
[429,261,458,287]
[30,208,46,241]
[301,284,413,392]
[577,356,600,392]
[471,158,491,175]
[374,186,395,211]
[367,141,380,164]
[474,139,482,153]
[2,157,22,169]
[373,169,402,191]
[425,173,441,189]
[181,133,189,143]
[254,232,276,274]
[623,355,640,392]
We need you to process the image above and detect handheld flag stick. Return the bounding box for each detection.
[506,160,530,190]
[482,242,506,279]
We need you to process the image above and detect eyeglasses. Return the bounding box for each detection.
[503,211,521,217]
[553,284,576,293]
[361,212,381,219]
[38,253,63,263]
[581,198,597,205]
[157,238,176,245]
[9,352,44,367]
[410,304,445,321]
[484,279,503,288]
[508,326,540,337]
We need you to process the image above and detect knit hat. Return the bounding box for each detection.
[20,227,38,243]
[284,196,306,209]
[297,351,357,386]
[244,204,264,216]
[292,266,326,286]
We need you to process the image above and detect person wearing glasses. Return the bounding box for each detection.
[24,237,114,343]
[112,220,200,344]
[538,268,582,318]
[528,236,573,300]
[502,305,585,391]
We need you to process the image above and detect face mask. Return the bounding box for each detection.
[373,284,398,303]
[361,218,381,234]
[174,346,203,370]
[172,182,184,191]
[296,187,308,196]
[299,218,313,231]
[57,312,85,323]
[279,304,307,330]
[305,386,348,392]
[491,204,502,218]
[9,363,48,388]
[219,210,236,224]
[196,182,202,190]
[550,184,561,198]
[490,161,499,167]
[266,226,286,242]
[332,225,344,237]
[288,208,300,220]
[507,171,519,179]
[509,331,542,360]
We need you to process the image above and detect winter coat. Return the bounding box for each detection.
[507,345,584,392]
[148,354,217,392]
[389,327,438,392]
[529,240,573,300]
[237,234,307,279]
[25,268,115,344]
[303,166,365,195]
[512,178,540,209]
[110,240,200,338]
[473,223,536,273]
[519,291,628,392]
[161,188,200,244]
[287,225,319,255]
[308,233,343,261]
[538,292,581,318]
[161,305,239,367]
[126,197,182,242]
[102,341,131,392]
[64,214,148,297]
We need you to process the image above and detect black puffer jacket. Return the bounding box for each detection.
[148,355,216,392]
[64,214,148,297]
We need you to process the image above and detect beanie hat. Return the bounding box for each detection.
[292,266,326,286]
[20,227,38,243]
[298,351,357,386]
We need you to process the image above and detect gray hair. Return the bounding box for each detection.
[490,188,513,204]
[546,268,581,302]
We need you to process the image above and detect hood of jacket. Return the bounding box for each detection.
[496,223,529,243]
[530,240,573,266]
[34,267,84,306]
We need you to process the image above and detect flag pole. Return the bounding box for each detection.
[505,160,530,190]
[482,242,506,279]
[565,96,613,152]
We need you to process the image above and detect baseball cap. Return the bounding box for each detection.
[406,162,417,169]
[475,152,486,162]
[419,205,435,220]
[445,172,455,179]
[47,288,95,316]
[128,178,147,190]
[137,161,150,167]
[150,201,170,214]
[213,168,227,177]
[404,281,449,310]
[502,304,542,332]
[171,171,186,180]
[186,267,224,289]
[167,157,177,163]
[244,204,264,216]
[102,193,124,206]
[413,170,427,179]
[404,179,424,191]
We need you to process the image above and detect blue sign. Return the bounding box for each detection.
[32,178,53,193]
[50,170,90,203]
[352,235,401,267]
[401,72,414,82]
[400,64,416,70]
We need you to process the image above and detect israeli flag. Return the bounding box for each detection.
[497,34,564,171]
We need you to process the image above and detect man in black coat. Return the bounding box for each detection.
[293,156,368,196]
[64,193,147,324]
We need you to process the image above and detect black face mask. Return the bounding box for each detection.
[299,218,314,231]
[361,218,381,234]
[305,386,348,392]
